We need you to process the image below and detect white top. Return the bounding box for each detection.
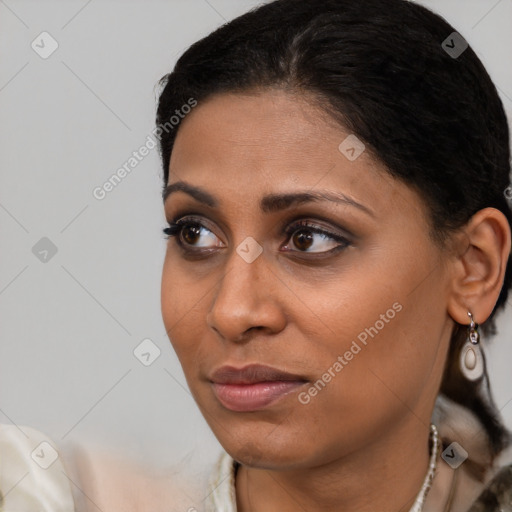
[0,424,75,512]
[1,422,218,512]
[205,450,239,512]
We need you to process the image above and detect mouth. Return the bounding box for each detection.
[209,364,308,412]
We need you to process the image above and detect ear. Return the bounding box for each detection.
[447,207,511,326]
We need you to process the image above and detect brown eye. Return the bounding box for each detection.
[163,216,351,257]
[182,224,202,245]
[284,221,350,254]
[163,217,224,251]
[292,230,314,251]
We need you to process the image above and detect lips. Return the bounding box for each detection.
[210,364,307,384]
[209,364,308,412]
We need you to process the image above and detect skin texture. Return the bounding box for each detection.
[160,89,510,512]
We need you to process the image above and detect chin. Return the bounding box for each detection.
[230,443,311,469]
[211,421,319,469]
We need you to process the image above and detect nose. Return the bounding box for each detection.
[206,247,287,343]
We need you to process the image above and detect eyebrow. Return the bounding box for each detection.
[162,180,374,217]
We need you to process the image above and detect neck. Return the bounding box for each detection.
[236,417,432,512]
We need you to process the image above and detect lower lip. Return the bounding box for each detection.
[212,381,306,412]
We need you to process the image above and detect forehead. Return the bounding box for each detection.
[171,89,352,168]
[167,89,417,219]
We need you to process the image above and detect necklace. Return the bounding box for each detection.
[408,423,441,512]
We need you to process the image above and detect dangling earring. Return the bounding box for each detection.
[459,311,484,381]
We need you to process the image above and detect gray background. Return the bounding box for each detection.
[1,0,511,472]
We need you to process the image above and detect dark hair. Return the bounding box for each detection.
[156,0,512,472]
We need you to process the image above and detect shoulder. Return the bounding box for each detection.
[0,423,75,511]
[65,443,213,512]
[468,463,512,511]
[0,424,211,512]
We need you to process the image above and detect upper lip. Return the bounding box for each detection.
[210,364,308,385]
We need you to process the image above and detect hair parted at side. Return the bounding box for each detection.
[156,0,512,471]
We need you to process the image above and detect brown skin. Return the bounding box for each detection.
[160,89,511,512]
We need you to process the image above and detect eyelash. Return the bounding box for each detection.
[163,215,351,257]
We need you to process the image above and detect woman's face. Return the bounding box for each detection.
[161,89,453,469]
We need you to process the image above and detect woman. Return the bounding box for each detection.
[157,0,512,511]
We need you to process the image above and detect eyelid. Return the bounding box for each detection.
[166,208,229,237]
[281,213,355,241]
[167,213,223,239]
[166,208,356,239]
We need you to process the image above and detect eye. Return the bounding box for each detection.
[282,220,350,254]
[163,216,223,250]
[163,216,351,255]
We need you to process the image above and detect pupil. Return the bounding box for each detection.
[183,225,201,244]
[294,230,313,250]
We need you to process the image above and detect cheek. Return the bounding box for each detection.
[283,303,434,461]
[161,257,179,333]
[160,256,204,364]
[294,247,446,416]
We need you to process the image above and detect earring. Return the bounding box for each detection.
[459,311,484,381]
